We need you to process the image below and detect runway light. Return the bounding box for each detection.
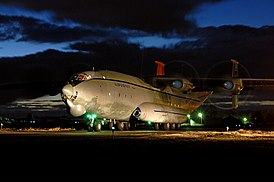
[198,112,203,124]
[242,117,248,124]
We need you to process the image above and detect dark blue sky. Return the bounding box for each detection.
[0,0,274,57]
[192,0,274,27]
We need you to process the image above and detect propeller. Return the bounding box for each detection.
[203,59,252,110]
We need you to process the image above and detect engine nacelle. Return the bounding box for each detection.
[151,77,195,92]
[223,79,243,94]
[171,79,195,92]
[132,102,187,123]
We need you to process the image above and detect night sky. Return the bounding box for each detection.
[1,0,274,112]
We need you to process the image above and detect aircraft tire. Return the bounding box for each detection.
[154,123,160,130]
[109,122,114,130]
[124,122,130,130]
[163,123,170,130]
[176,123,181,129]
[94,122,102,131]
[117,121,124,131]
[87,125,93,132]
[170,123,176,130]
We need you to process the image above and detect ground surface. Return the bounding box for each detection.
[0,128,274,181]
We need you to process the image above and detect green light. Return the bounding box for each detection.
[242,117,248,124]
[91,113,97,119]
[85,113,97,120]
[86,114,92,119]
[147,121,152,125]
[198,112,203,124]
[187,114,191,119]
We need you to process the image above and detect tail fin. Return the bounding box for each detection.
[154,61,165,76]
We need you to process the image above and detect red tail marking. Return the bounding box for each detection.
[154,61,165,76]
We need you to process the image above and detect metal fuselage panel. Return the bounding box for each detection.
[70,70,211,122]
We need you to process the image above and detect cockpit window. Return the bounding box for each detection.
[69,73,92,86]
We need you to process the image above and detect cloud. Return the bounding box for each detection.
[0,0,222,34]
[0,14,93,43]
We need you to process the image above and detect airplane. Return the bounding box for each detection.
[61,60,213,131]
[61,58,274,132]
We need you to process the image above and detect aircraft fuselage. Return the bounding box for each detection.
[61,70,211,130]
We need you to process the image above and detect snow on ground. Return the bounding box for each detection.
[1,127,274,141]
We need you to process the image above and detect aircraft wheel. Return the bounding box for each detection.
[154,123,160,130]
[176,123,181,129]
[170,123,176,130]
[109,122,114,130]
[163,123,170,130]
[87,125,93,132]
[124,122,130,130]
[117,121,124,131]
[94,121,102,131]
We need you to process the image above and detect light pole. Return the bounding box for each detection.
[198,112,203,124]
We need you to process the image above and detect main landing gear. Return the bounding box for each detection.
[86,118,102,132]
[86,119,132,132]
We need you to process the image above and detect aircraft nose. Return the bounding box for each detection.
[62,84,74,96]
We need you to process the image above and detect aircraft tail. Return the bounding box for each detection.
[155,61,165,76]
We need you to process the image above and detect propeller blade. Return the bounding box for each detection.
[232,94,239,109]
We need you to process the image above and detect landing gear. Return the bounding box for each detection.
[117,121,124,131]
[86,119,102,132]
[94,121,102,131]
[170,123,176,130]
[154,123,160,130]
[124,122,130,131]
[154,123,181,131]
[86,118,95,132]
[163,123,170,130]
[87,125,93,132]
[109,121,131,131]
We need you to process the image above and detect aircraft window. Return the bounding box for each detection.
[69,73,92,86]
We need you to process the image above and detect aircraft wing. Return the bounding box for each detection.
[191,59,274,109]
[190,77,274,92]
[240,78,274,90]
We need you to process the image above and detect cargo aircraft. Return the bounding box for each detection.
[61,59,274,132]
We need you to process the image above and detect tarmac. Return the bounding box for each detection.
[0,128,274,181]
